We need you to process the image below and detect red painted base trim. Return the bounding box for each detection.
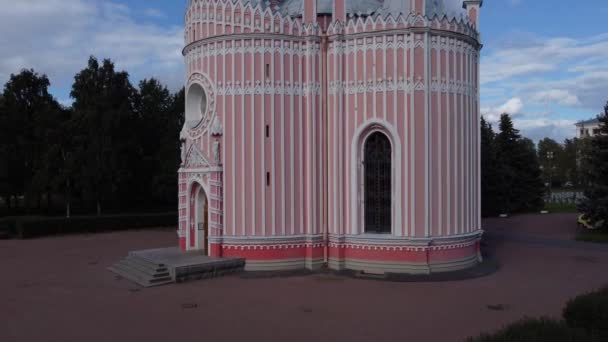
[179,237,187,251]
[222,244,324,261]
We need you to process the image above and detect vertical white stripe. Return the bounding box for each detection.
[312,43,317,235]
[299,45,304,235]
[338,42,344,236]
[231,45,236,236]
[437,43,442,236]
[332,44,338,235]
[364,38,368,121]
[280,41,286,236]
[221,42,226,234]
[251,40,256,237]
[447,42,452,236]
[344,41,349,236]
[270,39,276,236]
[459,45,464,235]
[351,39,357,236]
[290,42,295,235]
[259,40,265,236]
[241,39,246,236]
[409,36,415,237]
[425,33,430,238]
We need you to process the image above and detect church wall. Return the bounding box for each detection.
[326,12,482,251]
[180,0,483,273]
[182,0,324,251]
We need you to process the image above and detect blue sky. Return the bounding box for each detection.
[1,0,608,142]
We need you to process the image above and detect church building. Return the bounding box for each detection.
[177,0,484,274]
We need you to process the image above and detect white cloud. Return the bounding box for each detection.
[512,118,577,143]
[482,33,608,86]
[481,97,576,142]
[0,0,184,95]
[530,89,580,106]
[144,8,167,19]
[481,97,524,122]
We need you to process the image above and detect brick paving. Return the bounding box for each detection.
[1,214,608,342]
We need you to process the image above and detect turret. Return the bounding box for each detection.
[412,0,426,15]
[303,0,316,23]
[333,0,346,23]
[463,0,483,29]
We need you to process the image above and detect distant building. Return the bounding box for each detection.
[576,118,602,138]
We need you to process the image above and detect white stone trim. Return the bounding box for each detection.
[350,118,402,237]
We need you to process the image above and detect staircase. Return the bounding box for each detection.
[108,253,174,287]
[108,247,246,287]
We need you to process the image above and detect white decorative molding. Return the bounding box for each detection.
[216,81,321,96]
[186,72,217,139]
[184,144,210,168]
[210,116,223,136]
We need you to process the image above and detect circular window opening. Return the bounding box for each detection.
[186,83,208,124]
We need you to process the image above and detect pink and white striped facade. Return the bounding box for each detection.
[178,0,484,274]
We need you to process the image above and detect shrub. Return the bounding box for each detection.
[12,213,177,239]
[563,287,608,339]
[467,318,594,342]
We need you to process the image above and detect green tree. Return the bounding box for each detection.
[578,102,608,230]
[480,116,500,216]
[70,57,138,215]
[516,138,545,211]
[132,79,182,207]
[538,137,564,188]
[154,87,185,205]
[495,114,544,213]
[0,69,61,212]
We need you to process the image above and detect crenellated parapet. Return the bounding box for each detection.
[327,12,480,44]
[184,0,305,47]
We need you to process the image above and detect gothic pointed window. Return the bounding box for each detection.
[364,132,391,233]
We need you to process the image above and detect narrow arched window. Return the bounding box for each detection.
[364,132,391,233]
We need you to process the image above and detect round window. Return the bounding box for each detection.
[185,83,207,124]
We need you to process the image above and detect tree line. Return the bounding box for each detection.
[1,56,605,225]
[0,57,184,216]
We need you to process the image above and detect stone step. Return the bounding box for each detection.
[115,259,170,279]
[124,256,169,274]
[109,262,173,287]
[127,252,166,269]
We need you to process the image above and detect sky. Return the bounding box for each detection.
[1,0,608,142]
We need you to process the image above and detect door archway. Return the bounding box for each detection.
[195,186,209,255]
[364,132,392,233]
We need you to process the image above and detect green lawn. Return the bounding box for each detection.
[544,202,579,213]
[576,231,608,244]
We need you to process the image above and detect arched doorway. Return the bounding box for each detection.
[364,132,391,233]
[196,187,209,254]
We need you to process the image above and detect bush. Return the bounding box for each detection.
[563,287,608,339]
[11,212,177,239]
[467,318,594,342]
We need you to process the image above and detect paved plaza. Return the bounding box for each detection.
[2,213,608,342]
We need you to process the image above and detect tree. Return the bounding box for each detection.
[578,102,608,230]
[480,116,501,216]
[494,114,544,213]
[515,138,545,212]
[70,57,138,215]
[132,79,182,207]
[561,138,580,186]
[538,138,565,188]
[0,69,61,211]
